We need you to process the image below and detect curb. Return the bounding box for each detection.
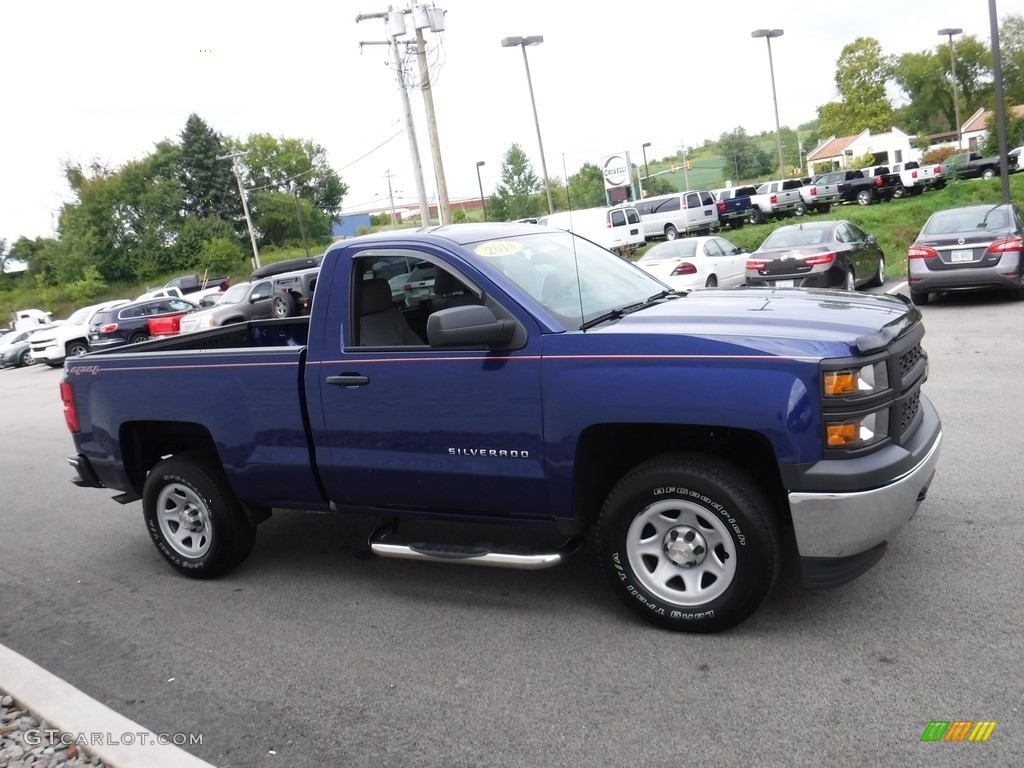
[0,642,216,768]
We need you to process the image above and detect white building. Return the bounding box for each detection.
[805,127,918,176]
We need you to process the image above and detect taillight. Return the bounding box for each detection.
[803,252,836,266]
[987,236,1024,253]
[60,380,79,433]
[908,246,938,259]
[718,202,726,213]
[670,262,697,276]
[809,186,817,196]
[934,166,942,175]
[874,176,883,186]
[770,194,778,205]
[99,323,118,334]
[746,259,768,270]
[403,283,413,293]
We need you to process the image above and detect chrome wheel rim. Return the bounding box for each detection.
[156,482,212,559]
[845,270,855,291]
[626,499,737,607]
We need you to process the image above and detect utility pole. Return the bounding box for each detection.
[291,185,310,257]
[357,9,431,226]
[415,23,451,225]
[384,170,399,229]
[217,151,261,270]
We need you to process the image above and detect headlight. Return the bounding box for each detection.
[200,315,216,328]
[823,362,889,397]
[826,408,890,448]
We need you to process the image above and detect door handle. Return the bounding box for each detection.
[326,374,369,386]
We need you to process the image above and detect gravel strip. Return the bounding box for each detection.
[0,691,106,767]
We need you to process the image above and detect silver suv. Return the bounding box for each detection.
[178,280,276,333]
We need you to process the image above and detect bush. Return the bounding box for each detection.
[197,237,245,274]
[921,146,961,164]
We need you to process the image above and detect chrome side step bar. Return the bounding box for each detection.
[368,524,583,570]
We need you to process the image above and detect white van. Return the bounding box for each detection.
[536,206,645,257]
[11,308,53,332]
[633,191,719,240]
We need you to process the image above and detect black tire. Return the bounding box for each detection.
[843,268,856,291]
[128,331,149,344]
[596,453,780,632]
[142,452,256,579]
[748,208,765,225]
[273,292,297,319]
[66,340,89,358]
[856,189,874,206]
[868,254,885,288]
[793,202,808,216]
[18,349,33,367]
[729,217,745,230]
[982,168,996,181]
[893,185,907,199]
[705,275,718,288]
[910,291,930,306]
[816,204,831,214]
[664,224,679,241]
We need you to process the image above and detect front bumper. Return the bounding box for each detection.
[789,428,942,562]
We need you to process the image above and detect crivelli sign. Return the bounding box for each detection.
[602,152,630,190]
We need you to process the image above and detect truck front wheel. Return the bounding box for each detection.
[596,453,780,632]
[142,452,256,579]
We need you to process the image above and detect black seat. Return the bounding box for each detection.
[358,279,421,346]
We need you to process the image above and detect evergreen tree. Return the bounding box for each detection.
[178,114,240,221]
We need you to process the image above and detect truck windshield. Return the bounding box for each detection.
[468,231,665,330]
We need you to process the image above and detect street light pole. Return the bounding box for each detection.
[938,27,963,149]
[475,161,487,221]
[751,28,786,175]
[641,142,651,197]
[501,35,554,215]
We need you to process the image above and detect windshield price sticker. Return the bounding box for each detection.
[475,241,524,257]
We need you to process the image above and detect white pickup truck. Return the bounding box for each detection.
[795,177,841,214]
[749,180,802,224]
[890,161,945,197]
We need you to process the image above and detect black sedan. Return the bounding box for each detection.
[908,203,1024,305]
[745,220,885,291]
[88,297,198,350]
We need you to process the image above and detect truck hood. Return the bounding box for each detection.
[594,287,919,356]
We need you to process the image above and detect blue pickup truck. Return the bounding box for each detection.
[61,223,942,632]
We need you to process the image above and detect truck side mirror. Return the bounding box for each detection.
[426,305,516,347]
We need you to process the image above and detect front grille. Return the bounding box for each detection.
[900,391,921,437]
[898,344,922,380]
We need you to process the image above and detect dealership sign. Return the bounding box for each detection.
[602,152,630,190]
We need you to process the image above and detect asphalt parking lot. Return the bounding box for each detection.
[1,286,1022,767]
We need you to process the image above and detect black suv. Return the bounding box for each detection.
[89,297,198,349]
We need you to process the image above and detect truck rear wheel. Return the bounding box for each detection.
[596,453,780,632]
[273,292,297,318]
[142,452,256,579]
[748,208,764,225]
[664,224,679,241]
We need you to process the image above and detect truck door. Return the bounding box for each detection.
[310,248,547,520]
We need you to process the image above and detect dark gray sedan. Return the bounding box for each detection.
[744,220,885,291]
[908,203,1024,305]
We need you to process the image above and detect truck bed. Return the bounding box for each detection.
[88,317,311,356]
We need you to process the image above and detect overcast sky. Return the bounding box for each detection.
[1,0,1016,245]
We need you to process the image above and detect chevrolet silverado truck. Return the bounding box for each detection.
[940,151,1018,181]
[748,181,801,224]
[61,223,942,633]
[711,187,754,229]
[890,161,945,197]
[814,169,899,206]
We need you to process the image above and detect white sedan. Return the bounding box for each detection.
[634,236,749,292]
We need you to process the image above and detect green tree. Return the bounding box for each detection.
[565,162,606,209]
[716,127,770,182]
[178,114,240,221]
[489,144,543,221]
[891,50,951,134]
[817,37,894,137]
[228,133,347,248]
[1000,14,1024,104]
[643,175,675,196]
